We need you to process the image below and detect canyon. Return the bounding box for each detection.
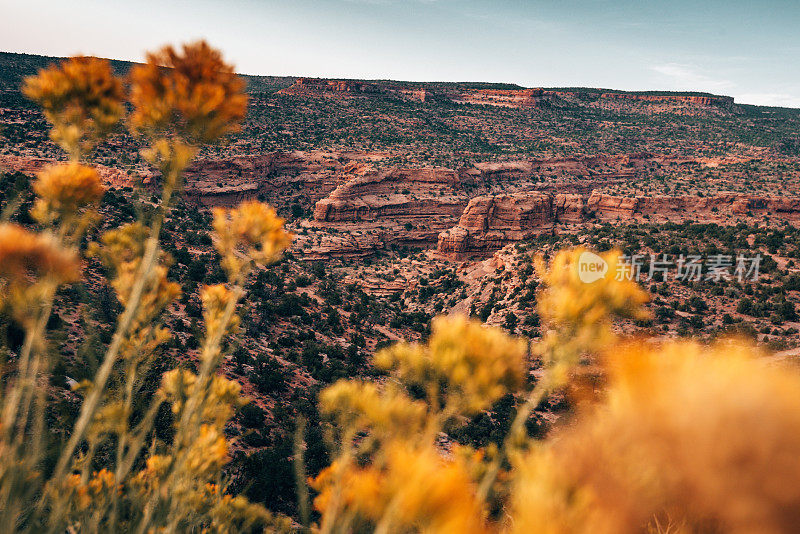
[4,50,800,517]
[3,148,795,261]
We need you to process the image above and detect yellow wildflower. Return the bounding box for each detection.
[90,221,148,273]
[0,223,79,285]
[90,222,181,313]
[182,424,230,477]
[319,380,428,438]
[22,56,124,158]
[128,41,247,143]
[312,443,486,534]
[65,474,91,510]
[375,315,527,415]
[87,468,116,496]
[510,339,800,534]
[212,201,293,278]
[88,400,128,440]
[139,137,198,188]
[31,163,105,223]
[201,283,240,340]
[535,248,650,382]
[536,248,650,328]
[160,369,245,428]
[208,493,293,534]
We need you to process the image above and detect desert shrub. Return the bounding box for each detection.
[0,43,291,532]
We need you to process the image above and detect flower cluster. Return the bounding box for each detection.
[0,223,79,323]
[535,248,650,381]
[89,222,181,316]
[536,248,650,329]
[22,56,124,158]
[31,163,105,225]
[375,315,528,415]
[0,224,79,286]
[312,443,486,533]
[212,200,293,279]
[62,469,117,513]
[319,380,428,439]
[129,41,247,143]
[314,316,528,531]
[160,368,247,429]
[2,40,286,533]
[201,283,241,341]
[509,338,800,533]
[139,137,198,189]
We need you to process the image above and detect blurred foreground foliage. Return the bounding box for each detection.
[313,249,800,533]
[2,42,291,532]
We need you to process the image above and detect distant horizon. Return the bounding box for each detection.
[1,48,788,109]
[2,1,799,108]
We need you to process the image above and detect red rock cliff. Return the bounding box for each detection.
[600,93,735,108]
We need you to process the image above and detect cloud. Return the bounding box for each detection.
[649,63,735,92]
[735,93,800,108]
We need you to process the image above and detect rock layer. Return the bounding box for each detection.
[437,193,557,256]
[437,191,800,259]
[453,88,551,108]
[280,77,379,95]
[600,93,735,108]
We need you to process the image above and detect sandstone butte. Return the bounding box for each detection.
[451,88,552,108]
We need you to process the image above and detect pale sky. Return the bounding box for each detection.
[1,0,799,107]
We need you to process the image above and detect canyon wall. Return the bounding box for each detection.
[279,78,553,108]
[0,155,135,188]
[280,77,379,94]
[437,193,557,257]
[452,88,551,108]
[181,151,354,207]
[278,77,738,114]
[586,192,800,222]
[437,191,800,259]
[600,93,735,108]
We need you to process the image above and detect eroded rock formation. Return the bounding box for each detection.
[437,193,556,256]
[0,155,136,188]
[280,77,379,95]
[453,88,551,108]
[437,191,800,259]
[600,93,735,108]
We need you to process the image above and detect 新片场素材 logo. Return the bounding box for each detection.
[578,251,609,283]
